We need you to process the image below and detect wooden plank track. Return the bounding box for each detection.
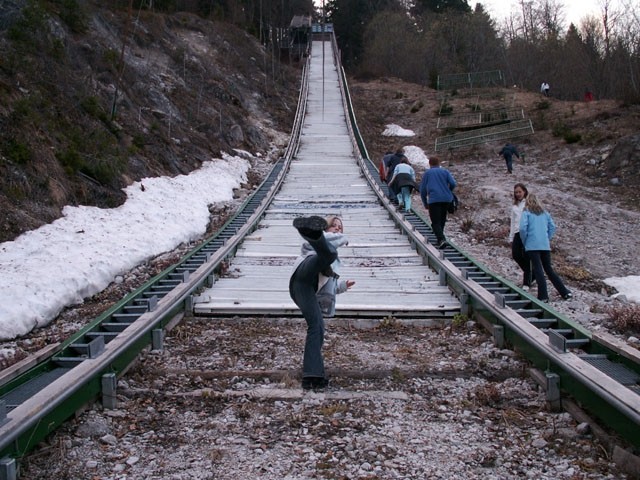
[193,40,460,318]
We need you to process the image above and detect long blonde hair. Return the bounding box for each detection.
[525,193,544,215]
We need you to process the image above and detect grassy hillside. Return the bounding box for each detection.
[0,1,301,242]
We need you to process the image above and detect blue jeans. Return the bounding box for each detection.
[397,186,412,211]
[289,235,337,378]
[527,250,570,301]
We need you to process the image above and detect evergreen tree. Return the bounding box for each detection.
[412,0,471,15]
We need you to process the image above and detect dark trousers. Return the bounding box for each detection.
[428,202,449,244]
[289,235,337,378]
[503,154,513,173]
[512,233,532,286]
[387,181,399,199]
[527,250,570,301]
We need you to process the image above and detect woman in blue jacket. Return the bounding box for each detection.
[519,194,572,302]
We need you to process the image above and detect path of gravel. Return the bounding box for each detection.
[20,319,627,479]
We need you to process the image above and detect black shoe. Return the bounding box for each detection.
[293,216,327,240]
[302,377,330,391]
[437,240,447,249]
[562,292,573,300]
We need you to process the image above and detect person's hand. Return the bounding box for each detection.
[346,280,356,289]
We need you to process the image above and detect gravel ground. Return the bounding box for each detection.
[20,318,628,479]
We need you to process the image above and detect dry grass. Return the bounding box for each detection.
[605,304,640,335]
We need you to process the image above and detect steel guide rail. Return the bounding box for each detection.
[0,35,638,476]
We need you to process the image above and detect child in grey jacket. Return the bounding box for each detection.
[296,217,352,316]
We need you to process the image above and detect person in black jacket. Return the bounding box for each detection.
[498,143,520,174]
[383,148,406,200]
[387,157,418,212]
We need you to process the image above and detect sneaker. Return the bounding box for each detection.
[302,377,330,391]
[562,292,573,300]
[293,216,327,240]
[522,285,530,292]
[437,240,447,249]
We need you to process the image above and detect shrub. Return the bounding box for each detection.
[563,131,581,143]
[81,159,120,185]
[410,100,423,113]
[606,304,640,335]
[56,147,83,174]
[460,217,473,233]
[55,0,88,33]
[3,139,32,165]
[80,96,108,123]
[535,100,551,110]
[439,102,453,115]
[552,122,581,143]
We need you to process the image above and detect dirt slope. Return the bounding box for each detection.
[349,76,640,334]
[0,4,301,242]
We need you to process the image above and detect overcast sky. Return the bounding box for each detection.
[312,0,618,31]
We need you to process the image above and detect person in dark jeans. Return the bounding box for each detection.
[519,193,572,302]
[508,183,533,289]
[384,148,406,200]
[289,216,354,390]
[498,143,520,174]
[420,156,457,249]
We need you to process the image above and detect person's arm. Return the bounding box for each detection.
[420,173,429,207]
[547,213,556,240]
[448,172,457,190]
[519,212,529,244]
[324,232,349,248]
[388,170,397,186]
[508,206,517,242]
[336,279,356,295]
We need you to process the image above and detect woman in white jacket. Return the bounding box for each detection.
[508,183,532,289]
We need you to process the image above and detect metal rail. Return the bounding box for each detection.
[0,35,639,477]
[435,119,535,152]
[436,108,525,129]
